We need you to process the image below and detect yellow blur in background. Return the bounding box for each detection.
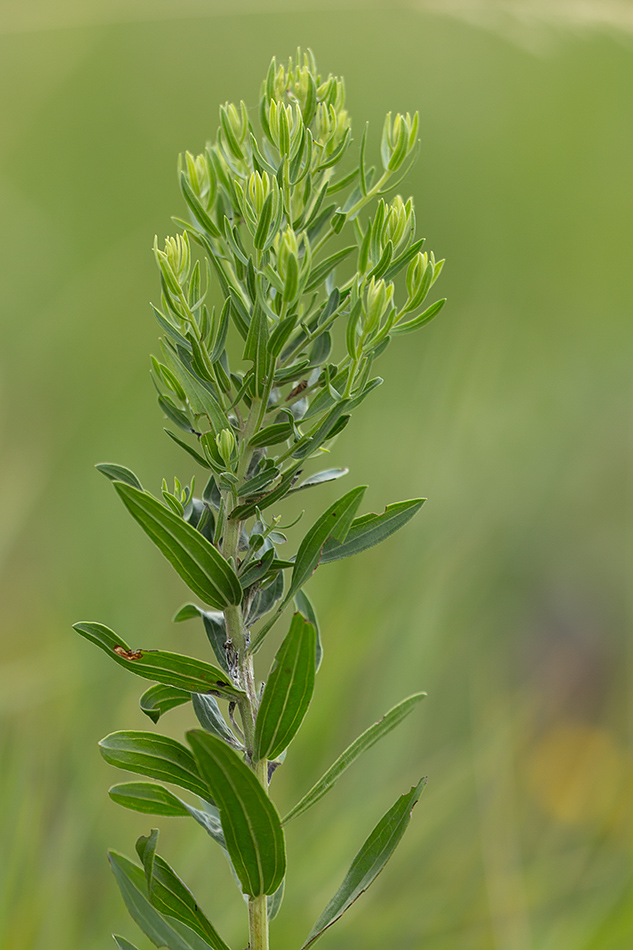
[0,2,630,949]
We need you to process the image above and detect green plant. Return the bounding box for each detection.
[75,50,445,950]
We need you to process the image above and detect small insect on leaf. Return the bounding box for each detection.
[114,646,144,661]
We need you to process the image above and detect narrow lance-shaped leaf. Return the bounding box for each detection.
[112,482,242,609]
[301,780,426,949]
[283,692,426,824]
[73,622,242,699]
[294,589,322,672]
[100,731,211,800]
[136,830,232,950]
[96,462,143,490]
[113,936,142,950]
[140,684,191,723]
[254,613,316,761]
[187,730,286,896]
[109,782,191,817]
[288,485,366,601]
[109,850,220,950]
[319,498,425,564]
[192,693,244,749]
[250,487,366,653]
[109,781,227,851]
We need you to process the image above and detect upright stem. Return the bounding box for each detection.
[222,395,270,950]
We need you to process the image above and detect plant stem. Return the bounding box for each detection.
[222,393,271,950]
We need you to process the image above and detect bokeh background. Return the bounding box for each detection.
[1,1,631,948]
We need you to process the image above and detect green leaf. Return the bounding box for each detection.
[192,693,243,749]
[288,486,366,600]
[187,731,286,897]
[160,340,229,434]
[301,780,426,949]
[173,604,229,673]
[73,622,241,698]
[304,246,355,293]
[267,878,285,922]
[100,731,211,800]
[249,421,294,448]
[113,937,142,950]
[112,483,242,609]
[294,589,322,672]
[109,782,190,817]
[392,297,446,334]
[140,684,191,723]
[283,693,426,824]
[319,499,425,564]
[254,613,316,761]
[135,833,231,950]
[109,851,219,950]
[96,462,143,490]
[243,303,269,395]
[287,468,348,496]
[165,429,213,469]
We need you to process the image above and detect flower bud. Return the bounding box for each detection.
[154,233,190,291]
[380,111,419,172]
[183,150,216,210]
[364,277,394,335]
[383,196,414,252]
[215,428,236,466]
[246,171,271,216]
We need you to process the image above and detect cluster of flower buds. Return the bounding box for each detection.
[154,233,191,293]
[363,276,395,336]
[401,251,444,315]
[235,171,283,252]
[265,100,303,158]
[181,151,216,212]
[380,111,419,172]
[218,101,251,169]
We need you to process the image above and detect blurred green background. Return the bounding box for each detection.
[1,2,630,948]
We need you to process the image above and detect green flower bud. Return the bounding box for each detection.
[383,196,414,252]
[364,277,394,335]
[215,428,236,466]
[154,233,190,292]
[246,171,271,216]
[380,111,419,172]
[183,150,216,211]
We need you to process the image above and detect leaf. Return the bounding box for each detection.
[304,246,356,293]
[160,340,229,435]
[96,462,143,490]
[294,589,322,672]
[165,429,213,469]
[109,782,191,817]
[283,693,426,824]
[135,833,231,950]
[249,487,366,652]
[254,613,316,761]
[319,499,425,564]
[100,731,211,800]
[287,468,348,496]
[73,622,242,699]
[173,603,229,672]
[243,302,269,395]
[267,878,285,922]
[187,731,286,897]
[192,693,243,749]
[249,421,294,448]
[301,780,426,949]
[109,850,218,950]
[391,297,446,334]
[287,486,366,600]
[113,937,142,950]
[112,483,242,609]
[140,684,191,723]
